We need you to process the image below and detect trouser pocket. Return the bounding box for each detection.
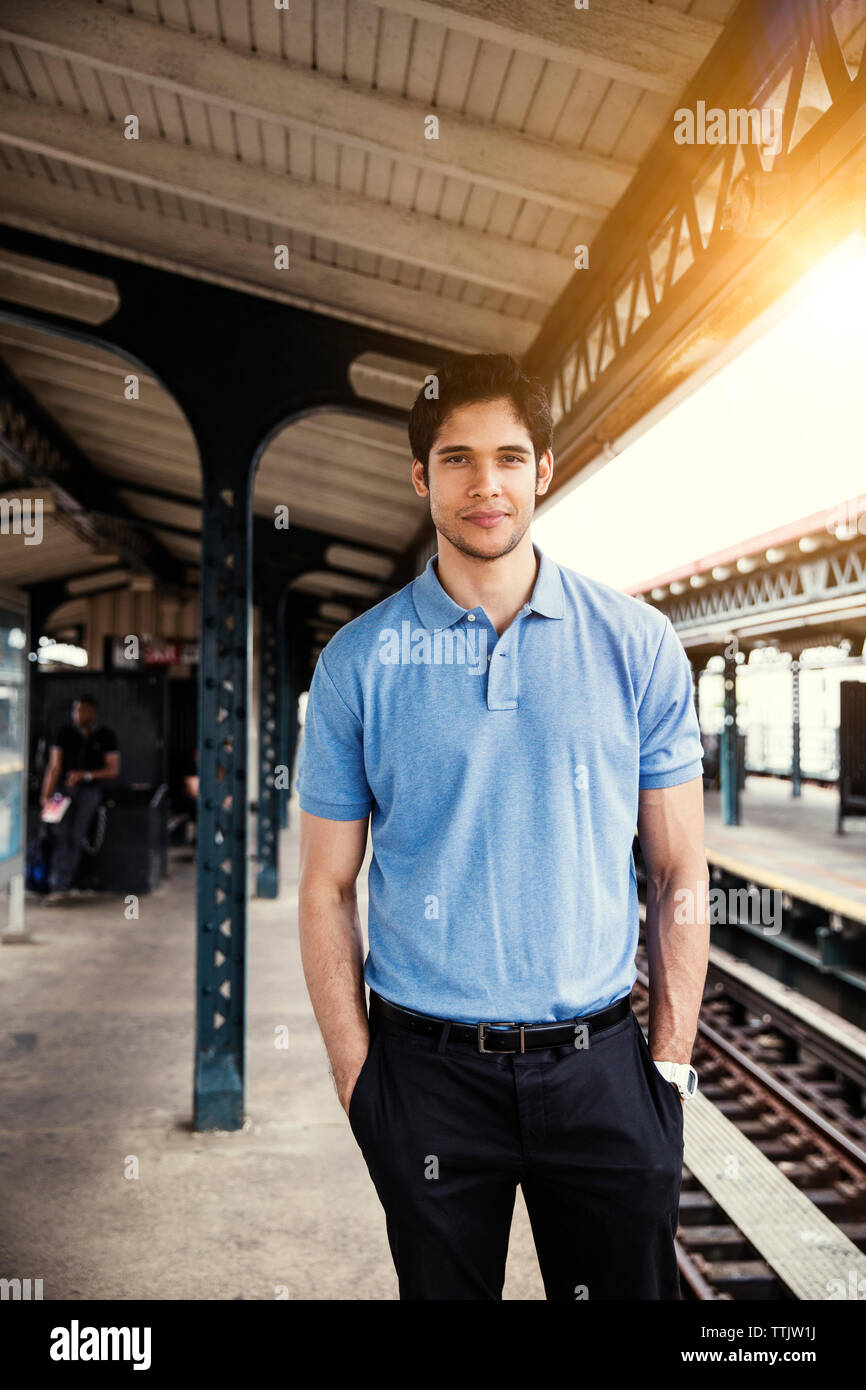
[347,1030,381,1137]
[632,1013,684,1140]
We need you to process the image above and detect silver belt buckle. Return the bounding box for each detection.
[477,1021,525,1054]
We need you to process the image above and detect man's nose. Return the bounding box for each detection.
[469,462,502,493]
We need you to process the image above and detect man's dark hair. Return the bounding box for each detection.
[408,353,553,484]
[73,694,98,709]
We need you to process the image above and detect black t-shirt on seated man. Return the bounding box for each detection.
[52,724,120,784]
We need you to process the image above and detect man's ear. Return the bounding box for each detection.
[411,458,429,498]
[536,449,554,496]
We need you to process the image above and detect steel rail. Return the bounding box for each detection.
[635,966,866,1169]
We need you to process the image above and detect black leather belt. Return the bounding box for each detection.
[370,990,632,1053]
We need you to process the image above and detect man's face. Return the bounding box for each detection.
[72,701,96,730]
[411,397,553,561]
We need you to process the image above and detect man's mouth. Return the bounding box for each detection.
[463,511,508,529]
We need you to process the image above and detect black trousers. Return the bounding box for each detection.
[50,784,102,892]
[348,1001,683,1300]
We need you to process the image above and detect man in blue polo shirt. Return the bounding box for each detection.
[298,353,709,1300]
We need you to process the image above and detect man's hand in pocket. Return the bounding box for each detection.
[334,1046,371,1116]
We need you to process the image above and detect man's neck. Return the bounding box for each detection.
[434,533,539,637]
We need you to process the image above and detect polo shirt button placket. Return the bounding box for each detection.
[488,640,512,708]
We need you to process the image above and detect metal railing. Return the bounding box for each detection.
[743,724,839,780]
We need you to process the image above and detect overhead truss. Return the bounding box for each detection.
[528,0,866,489]
[654,536,866,638]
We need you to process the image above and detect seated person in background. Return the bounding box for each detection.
[40,695,120,905]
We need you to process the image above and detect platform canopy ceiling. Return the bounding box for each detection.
[0,0,738,622]
[0,0,731,352]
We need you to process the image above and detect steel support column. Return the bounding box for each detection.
[278,625,298,833]
[0,225,439,1133]
[278,664,291,832]
[285,681,300,820]
[194,454,254,1131]
[791,658,802,798]
[721,651,740,826]
[256,592,286,898]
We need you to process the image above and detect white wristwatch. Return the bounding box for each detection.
[653,1060,699,1098]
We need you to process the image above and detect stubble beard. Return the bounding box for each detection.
[431,501,533,562]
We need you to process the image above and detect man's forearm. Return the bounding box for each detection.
[41,765,60,801]
[643,858,710,1063]
[298,882,371,1107]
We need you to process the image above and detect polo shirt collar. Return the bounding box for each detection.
[412,542,566,630]
[527,544,567,619]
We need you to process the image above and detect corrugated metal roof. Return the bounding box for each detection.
[0,0,740,610]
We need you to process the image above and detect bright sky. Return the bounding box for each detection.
[532,234,866,591]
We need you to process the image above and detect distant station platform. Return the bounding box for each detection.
[703,777,866,927]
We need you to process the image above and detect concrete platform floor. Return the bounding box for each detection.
[703,776,866,923]
[0,802,545,1300]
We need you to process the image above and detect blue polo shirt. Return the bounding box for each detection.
[297,543,703,1023]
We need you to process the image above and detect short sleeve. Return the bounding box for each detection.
[297,653,373,821]
[638,619,704,790]
[102,728,120,753]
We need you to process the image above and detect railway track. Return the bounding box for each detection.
[632,945,866,1300]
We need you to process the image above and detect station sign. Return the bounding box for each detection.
[108,635,199,669]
